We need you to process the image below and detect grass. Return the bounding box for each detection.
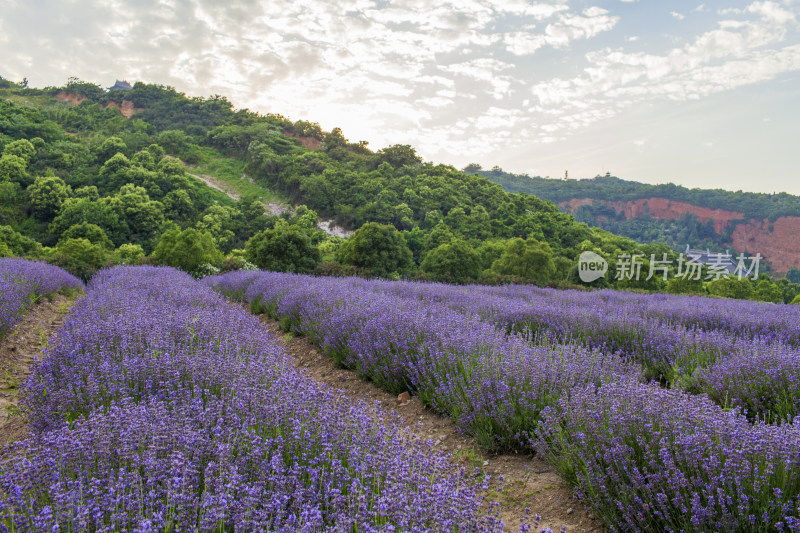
[185,146,288,205]
[0,89,57,109]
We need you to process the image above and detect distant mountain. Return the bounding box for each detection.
[471,168,800,273]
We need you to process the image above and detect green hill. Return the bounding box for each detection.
[0,75,753,291]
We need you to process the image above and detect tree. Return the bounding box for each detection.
[376,144,422,168]
[60,223,114,250]
[665,275,705,295]
[2,139,36,163]
[0,225,43,257]
[491,237,556,282]
[113,243,145,264]
[421,240,482,280]
[50,238,110,281]
[0,154,27,183]
[787,267,800,285]
[245,225,320,273]
[337,222,413,277]
[96,136,127,163]
[707,277,753,300]
[751,278,782,303]
[27,176,71,220]
[151,228,222,273]
[792,294,800,305]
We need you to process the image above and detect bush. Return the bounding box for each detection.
[420,240,481,280]
[337,222,412,277]
[151,228,222,274]
[245,226,320,273]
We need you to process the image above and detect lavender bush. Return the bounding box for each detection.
[0,258,82,337]
[1,266,505,532]
[207,272,635,450]
[537,378,800,532]
[207,271,800,531]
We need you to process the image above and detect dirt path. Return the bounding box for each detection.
[0,295,74,449]
[260,318,604,533]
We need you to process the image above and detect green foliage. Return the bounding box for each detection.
[113,243,145,264]
[27,175,71,220]
[665,275,705,295]
[60,222,113,250]
[245,225,320,273]
[2,139,36,162]
[791,294,800,305]
[0,224,43,257]
[751,278,783,303]
[151,227,222,273]
[707,277,754,300]
[337,222,412,277]
[491,237,556,283]
[421,240,482,280]
[0,154,28,183]
[50,237,109,280]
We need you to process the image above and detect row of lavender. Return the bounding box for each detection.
[1,266,505,532]
[0,258,82,337]
[207,271,800,532]
[352,278,800,422]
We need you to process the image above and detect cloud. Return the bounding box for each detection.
[529,0,800,137]
[0,0,798,186]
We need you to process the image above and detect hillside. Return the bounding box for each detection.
[0,76,664,285]
[472,168,800,275]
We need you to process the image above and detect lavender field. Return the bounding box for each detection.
[205,271,800,532]
[4,264,800,531]
[0,258,82,338]
[0,266,506,532]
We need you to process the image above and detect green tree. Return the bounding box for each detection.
[151,227,222,273]
[791,294,800,305]
[492,237,556,282]
[0,154,27,183]
[751,278,782,303]
[337,222,413,277]
[113,243,145,264]
[60,222,114,250]
[27,176,71,220]
[376,144,422,168]
[0,225,43,257]
[421,240,482,280]
[476,240,508,271]
[96,136,128,163]
[245,225,320,273]
[665,275,705,295]
[2,139,36,162]
[707,277,754,300]
[50,238,109,280]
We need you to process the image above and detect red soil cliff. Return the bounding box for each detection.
[560,197,800,272]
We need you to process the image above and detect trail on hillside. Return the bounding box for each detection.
[0,295,74,450]
[259,316,604,533]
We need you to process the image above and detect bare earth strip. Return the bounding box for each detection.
[0,295,74,450]
[259,317,604,533]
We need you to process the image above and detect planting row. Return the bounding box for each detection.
[207,271,800,532]
[1,267,505,532]
[0,258,82,337]
[342,277,800,421]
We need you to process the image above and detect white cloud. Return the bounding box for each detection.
[671,11,685,20]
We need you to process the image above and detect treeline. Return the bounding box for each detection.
[473,168,800,221]
[1,76,799,303]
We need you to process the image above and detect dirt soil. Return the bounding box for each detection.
[260,317,604,533]
[0,295,74,450]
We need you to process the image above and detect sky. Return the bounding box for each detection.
[1,0,799,194]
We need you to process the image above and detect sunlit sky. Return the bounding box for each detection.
[2,0,799,194]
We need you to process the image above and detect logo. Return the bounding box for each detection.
[578,251,608,283]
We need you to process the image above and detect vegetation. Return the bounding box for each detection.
[1,75,799,302]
